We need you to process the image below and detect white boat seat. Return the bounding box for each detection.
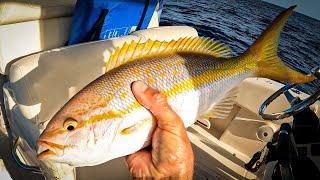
[0,0,76,75]
[7,26,198,140]
[0,0,75,25]
[0,17,72,74]
[0,0,161,75]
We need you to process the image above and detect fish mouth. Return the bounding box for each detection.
[37,140,64,160]
[37,149,56,160]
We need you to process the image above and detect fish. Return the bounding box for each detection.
[37,6,315,167]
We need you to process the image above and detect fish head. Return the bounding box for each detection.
[37,93,120,166]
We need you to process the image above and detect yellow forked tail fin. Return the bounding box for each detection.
[242,5,315,83]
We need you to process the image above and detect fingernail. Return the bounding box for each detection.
[134,81,148,93]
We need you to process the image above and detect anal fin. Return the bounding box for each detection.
[197,87,240,137]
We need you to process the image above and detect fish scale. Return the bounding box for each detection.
[87,53,241,114]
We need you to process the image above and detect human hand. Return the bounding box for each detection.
[126,81,194,179]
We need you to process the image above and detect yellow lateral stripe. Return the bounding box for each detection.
[49,59,256,137]
[120,59,256,115]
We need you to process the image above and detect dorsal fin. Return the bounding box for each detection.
[105,37,232,71]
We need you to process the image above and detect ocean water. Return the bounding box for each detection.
[160,0,320,94]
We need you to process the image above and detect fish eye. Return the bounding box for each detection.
[63,118,78,131]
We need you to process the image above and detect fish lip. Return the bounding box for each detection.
[37,140,63,160]
[37,149,56,160]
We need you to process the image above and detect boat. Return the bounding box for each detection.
[0,1,319,179]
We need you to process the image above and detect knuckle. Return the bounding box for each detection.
[152,92,170,109]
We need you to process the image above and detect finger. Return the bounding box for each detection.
[125,149,151,166]
[131,81,185,133]
[125,150,153,177]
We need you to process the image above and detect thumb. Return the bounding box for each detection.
[131,81,186,134]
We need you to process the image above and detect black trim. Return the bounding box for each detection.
[82,9,109,43]
[136,0,150,30]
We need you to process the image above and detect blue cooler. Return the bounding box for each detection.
[68,0,163,45]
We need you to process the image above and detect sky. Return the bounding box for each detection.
[263,0,320,20]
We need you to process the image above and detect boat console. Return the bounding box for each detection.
[245,66,320,179]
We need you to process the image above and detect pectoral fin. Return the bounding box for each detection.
[121,118,152,135]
